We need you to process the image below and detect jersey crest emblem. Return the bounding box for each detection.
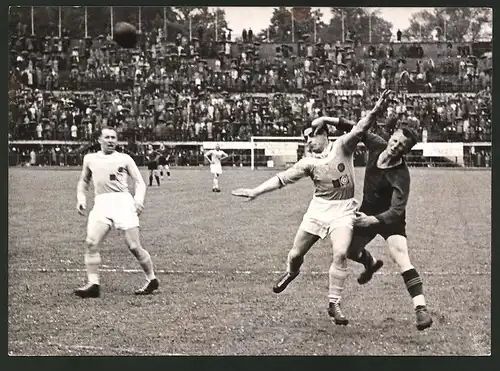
[332,174,350,188]
[340,174,349,186]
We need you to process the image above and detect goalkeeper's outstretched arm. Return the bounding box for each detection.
[311,116,356,134]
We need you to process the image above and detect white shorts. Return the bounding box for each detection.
[88,192,139,232]
[210,164,222,175]
[299,197,358,239]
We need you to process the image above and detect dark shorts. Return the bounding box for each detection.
[148,161,158,170]
[159,156,167,166]
[355,202,407,240]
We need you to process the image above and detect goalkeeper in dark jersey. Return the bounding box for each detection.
[317,117,433,331]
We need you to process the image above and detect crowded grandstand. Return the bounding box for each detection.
[8,6,492,168]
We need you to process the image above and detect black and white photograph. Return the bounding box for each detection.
[8,5,492,356]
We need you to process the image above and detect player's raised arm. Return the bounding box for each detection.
[311,116,356,134]
[76,155,92,215]
[363,132,391,152]
[340,90,392,154]
[126,155,147,213]
[232,159,311,201]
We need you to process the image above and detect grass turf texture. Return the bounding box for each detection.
[8,167,491,356]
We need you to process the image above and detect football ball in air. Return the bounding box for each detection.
[113,22,138,49]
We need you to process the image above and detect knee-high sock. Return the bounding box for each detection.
[328,263,348,303]
[84,251,102,285]
[402,268,426,308]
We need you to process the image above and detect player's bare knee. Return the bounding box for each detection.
[126,240,142,252]
[388,239,409,258]
[332,250,348,265]
[85,236,99,251]
[331,242,349,264]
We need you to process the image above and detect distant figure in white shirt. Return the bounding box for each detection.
[75,127,159,298]
[204,143,228,192]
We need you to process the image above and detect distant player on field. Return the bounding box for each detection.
[205,144,228,192]
[75,127,159,298]
[232,90,393,324]
[328,118,433,330]
[146,144,161,187]
[158,143,171,180]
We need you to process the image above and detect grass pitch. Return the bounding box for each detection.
[8,167,491,355]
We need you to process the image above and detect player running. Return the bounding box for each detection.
[232,90,393,324]
[324,118,433,330]
[146,144,161,187]
[204,144,229,192]
[75,127,159,298]
[158,143,171,180]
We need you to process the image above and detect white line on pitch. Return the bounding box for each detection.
[9,340,185,356]
[10,267,491,276]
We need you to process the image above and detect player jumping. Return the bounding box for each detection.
[205,144,228,192]
[146,144,161,187]
[232,90,393,324]
[325,118,433,331]
[75,127,159,298]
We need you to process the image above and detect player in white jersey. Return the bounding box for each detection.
[204,143,229,192]
[74,127,159,298]
[232,90,392,324]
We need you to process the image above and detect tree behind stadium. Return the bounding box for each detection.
[404,8,492,42]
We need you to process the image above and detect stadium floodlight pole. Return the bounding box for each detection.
[291,8,295,42]
[314,14,317,43]
[341,10,345,43]
[31,6,34,35]
[110,6,113,38]
[58,7,62,39]
[163,7,167,40]
[189,14,192,41]
[138,7,141,34]
[442,14,450,41]
[215,8,218,42]
[368,11,372,43]
[84,7,88,38]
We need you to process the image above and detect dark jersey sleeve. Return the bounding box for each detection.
[363,132,388,152]
[374,165,411,225]
[335,118,357,133]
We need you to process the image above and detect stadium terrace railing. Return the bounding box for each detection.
[8,139,491,169]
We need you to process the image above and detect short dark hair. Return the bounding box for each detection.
[399,127,418,149]
[303,125,329,138]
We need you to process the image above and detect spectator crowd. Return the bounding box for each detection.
[9,20,492,146]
